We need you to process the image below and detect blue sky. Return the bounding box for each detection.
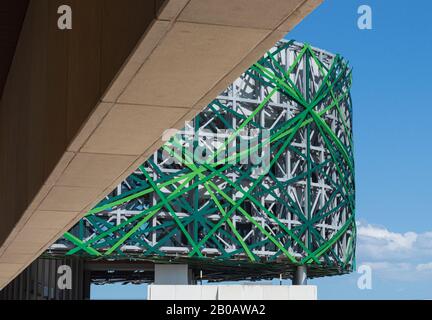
[92,0,432,299]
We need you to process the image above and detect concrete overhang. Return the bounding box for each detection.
[0,0,322,289]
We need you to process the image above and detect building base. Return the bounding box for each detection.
[0,257,90,300]
[148,285,317,300]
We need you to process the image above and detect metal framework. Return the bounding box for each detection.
[48,40,355,281]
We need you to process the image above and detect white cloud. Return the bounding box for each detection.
[358,222,417,253]
[355,221,432,281]
[413,232,432,250]
[416,263,432,272]
[364,262,411,271]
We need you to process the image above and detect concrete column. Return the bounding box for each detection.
[293,265,307,285]
[154,264,195,285]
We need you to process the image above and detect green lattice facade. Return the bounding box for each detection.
[49,40,355,280]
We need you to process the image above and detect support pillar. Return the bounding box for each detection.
[154,264,195,285]
[293,265,307,285]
